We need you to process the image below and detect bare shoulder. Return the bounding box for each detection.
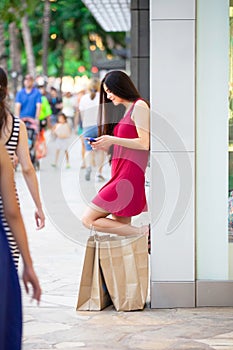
[19,119,27,131]
[131,99,150,129]
[19,118,26,126]
[135,99,149,110]
[132,99,150,120]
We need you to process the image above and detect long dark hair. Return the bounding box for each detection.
[0,67,9,138]
[98,70,142,136]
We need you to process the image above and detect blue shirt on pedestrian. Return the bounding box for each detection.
[15,88,42,119]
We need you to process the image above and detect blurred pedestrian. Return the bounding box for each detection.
[0,142,41,350]
[79,78,105,181]
[51,112,71,168]
[82,70,150,241]
[14,74,42,120]
[0,67,45,268]
[48,87,63,127]
[38,85,52,130]
[34,85,52,160]
[62,91,76,131]
[75,86,87,169]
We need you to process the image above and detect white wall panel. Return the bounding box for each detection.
[150,20,195,152]
[150,152,195,281]
[151,0,195,20]
[196,0,229,280]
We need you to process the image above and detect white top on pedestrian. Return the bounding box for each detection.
[79,92,100,128]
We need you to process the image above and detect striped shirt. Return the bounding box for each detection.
[0,115,20,267]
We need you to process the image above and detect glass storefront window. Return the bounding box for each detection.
[229,2,233,277]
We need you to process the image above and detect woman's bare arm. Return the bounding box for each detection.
[0,143,41,302]
[16,121,45,229]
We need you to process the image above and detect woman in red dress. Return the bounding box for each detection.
[82,70,150,237]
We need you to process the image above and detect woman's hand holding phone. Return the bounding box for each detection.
[86,137,97,143]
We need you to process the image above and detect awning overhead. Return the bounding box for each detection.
[82,0,131,32]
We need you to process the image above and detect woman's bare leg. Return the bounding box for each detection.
[80,137,86,168]
[65,150,69,164]
[84,150,92,168]
[82,206,149,236]
[54,149,60,165]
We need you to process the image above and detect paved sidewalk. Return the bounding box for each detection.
[16,133,233,350]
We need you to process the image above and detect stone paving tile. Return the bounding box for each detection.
[56,343,86,349]
[21,298,233,350]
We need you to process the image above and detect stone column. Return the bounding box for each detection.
[150,0,196,308]
[131,0,150,100]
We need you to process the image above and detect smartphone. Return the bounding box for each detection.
[87,137,97,143]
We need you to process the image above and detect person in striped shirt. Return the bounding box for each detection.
[0,67,45,268]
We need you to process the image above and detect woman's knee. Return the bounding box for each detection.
[82,206,108,229]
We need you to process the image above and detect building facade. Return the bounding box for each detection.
[150,0,231,307]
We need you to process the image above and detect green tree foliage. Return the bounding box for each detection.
[0,0,126,77]
[0,0,36,21]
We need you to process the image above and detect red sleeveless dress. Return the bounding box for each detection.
[92,100,149,216]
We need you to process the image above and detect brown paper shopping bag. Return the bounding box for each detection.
[99,234,148,311]
[76,236,112,311]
